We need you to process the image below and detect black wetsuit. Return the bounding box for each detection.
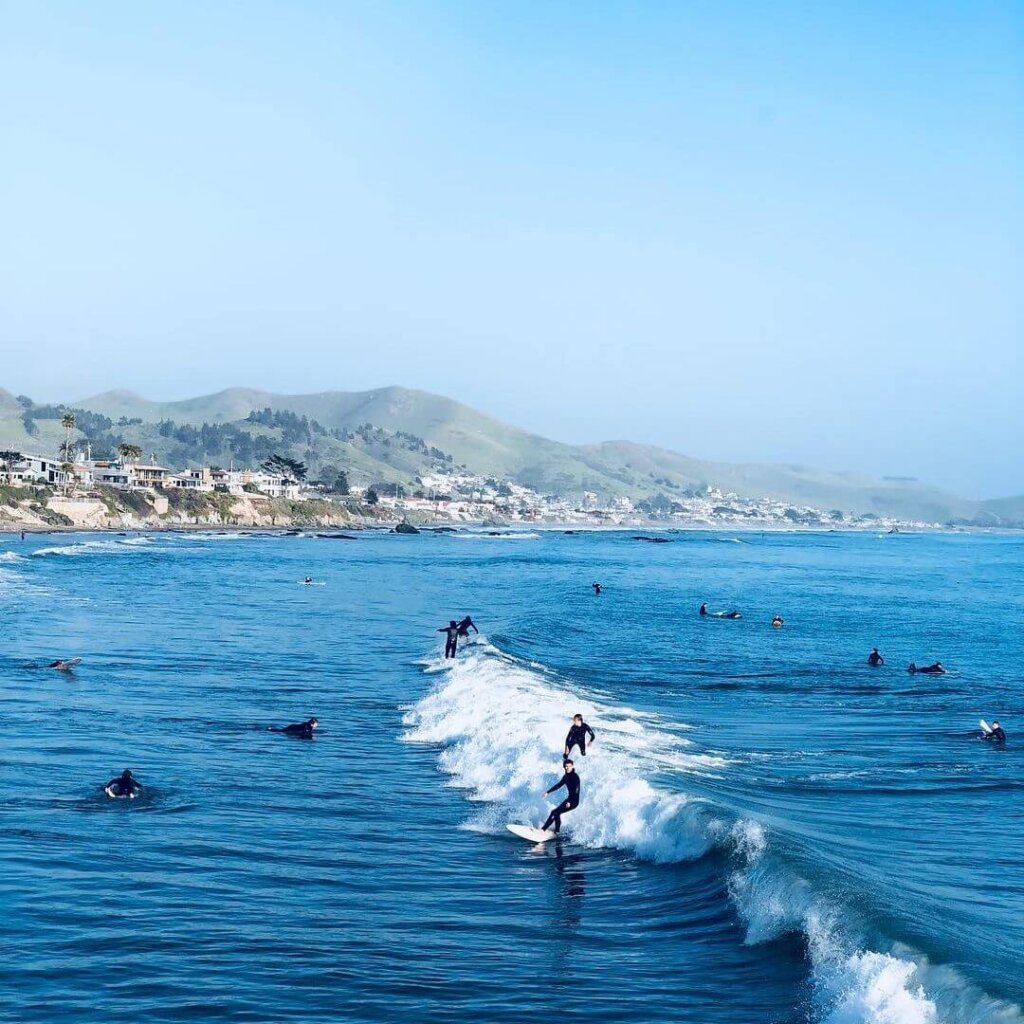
[909,663,945,675]
[542,772,581,833]
[281,721,316,738]
[564,722,595,759]
[868,651,884,666]
[439,625,460,658]
[456,617,478,639]
[986,726,1007,744]
[106,774,140,797]
[699,603,708,616]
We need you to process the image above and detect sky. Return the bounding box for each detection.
[1,2,1021,497]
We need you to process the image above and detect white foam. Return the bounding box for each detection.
[405,644,1017,1024]
[453,532,542,540]
[32,537,156,557]
[0,550,25,561]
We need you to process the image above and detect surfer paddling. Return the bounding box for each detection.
[564,714,595,763]
[273,717,319,738]
[104,769,141,799]
[908,661,946,675]
[540,760,581,834]
[699,603,741,619]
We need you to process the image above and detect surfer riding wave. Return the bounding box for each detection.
[403,640,1019,1024]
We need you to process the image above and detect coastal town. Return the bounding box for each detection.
[0,446,936,533]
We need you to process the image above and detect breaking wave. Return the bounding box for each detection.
[403,643,1021,1024]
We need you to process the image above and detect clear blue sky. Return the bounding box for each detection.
[1,2,1021,497]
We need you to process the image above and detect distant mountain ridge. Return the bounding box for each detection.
[1,385,1020,524]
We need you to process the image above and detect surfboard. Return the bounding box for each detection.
[980,719,992,735]
[105,787,136,799]
[506,823,555,843]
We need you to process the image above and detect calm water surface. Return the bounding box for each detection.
[1,529,1021,1023]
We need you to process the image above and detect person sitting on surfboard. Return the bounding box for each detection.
[438,621,460,659]
[908,661,945,674]
[983,721,1006,744]
[540,760,581,834]
[456,616,479,639]
[104,769,141,799]
[303,577,314,585]
[592,582,602,595]
[276,717,319,738]
[564,715,596,763]
[867,648,885,666]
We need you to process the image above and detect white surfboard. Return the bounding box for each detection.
[980,719,992,735]
[506,823,555,843]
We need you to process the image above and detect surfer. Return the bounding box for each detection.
[699,603,707,616]
[701,603,741,619]
[771,615,784,628]
[275,717,319,738]
[48,659,79,672]
[104,769,141,799]
[564,714,596,762]
[438,620,460,659]
[908,662,946,675]
[540,760,580,834]
[456,616,479,639]
[303,576,314,585]
[867,648,885,666]
[983,721,1007,744]
[592,582,602,595]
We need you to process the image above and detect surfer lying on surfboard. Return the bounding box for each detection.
[908,661,946,675]
[104,769,142,799]
[48,658,82,672]
[699,603,742,619]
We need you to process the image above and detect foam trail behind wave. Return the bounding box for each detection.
[32,537,156,557]
[404,645,1021,1024]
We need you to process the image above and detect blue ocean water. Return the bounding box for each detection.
[1,528,1021,1024]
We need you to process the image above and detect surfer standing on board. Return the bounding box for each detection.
[564,714,595,763]
[540,760,581,834]
[456,616,478,640]
[438,621,460,659]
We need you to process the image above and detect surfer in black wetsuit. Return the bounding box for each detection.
[303,576,314,585]
[276,717,319,738]
[438,621,460,659]
[908,662,945,675]
[867,648,885,666]
[771,615,784,628]
[564,714,595,762]
[699,603,708,616]
[541,760,580,834]
[105,769,141,798]
[592,582,602,595]
[984,721,1007,744]
[456,616,478,639]
[48,659,78,671]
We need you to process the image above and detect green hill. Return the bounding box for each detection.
[0,384,1015,522]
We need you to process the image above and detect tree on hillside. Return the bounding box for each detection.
[365,488,379,506]
[117,443,143,465]
[332,471,350,496]
[261,453,307,483]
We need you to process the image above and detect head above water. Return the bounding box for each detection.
[120,769,133,780]
[449,620,457,627]
[993,721,1001,728]
[307,718,319,728]
[573,714,583,724]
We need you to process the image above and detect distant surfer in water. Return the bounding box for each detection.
[771,615,784,628]
[700,603,741,619]
[104,769,141,799]
[303,576,314,585]
[564,714,595,763]
[438,621,460,659]
[592,582,602,595]
[274,717,319,738]
[540,760,580,834]
[983,721,1006,745]
[48,659,79,672]
[908,662,945,675]
[456,616,479,639]
[867,648,885,666]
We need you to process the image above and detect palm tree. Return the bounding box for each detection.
[60,413,75,495]
[117,442,142,465]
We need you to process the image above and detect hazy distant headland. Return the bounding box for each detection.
[1,385,1020,526]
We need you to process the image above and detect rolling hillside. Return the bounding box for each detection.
[0,385,1018,523]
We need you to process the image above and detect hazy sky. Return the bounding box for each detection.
[2,2,1021,496]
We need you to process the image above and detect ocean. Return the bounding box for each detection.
[1,528,1021,1023]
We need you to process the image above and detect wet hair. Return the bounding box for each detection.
[450,620,457,626]
[564,759,574,767]
[573,714,583,722]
